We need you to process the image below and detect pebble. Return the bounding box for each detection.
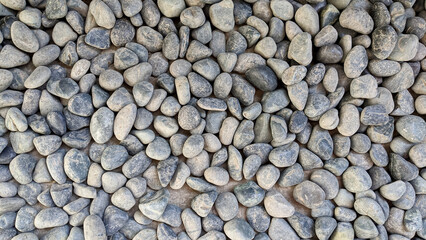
[307,125,333,160]
[9,154,37,184]
[224,218,255,240]
[181,208,202,239]
[288,32,312,66]
[337,104,360,137]
[269,218,299,240]
[158,0,185,18]
[343,166,372,193]
[64,149,90,183]
[389,153,419,181]
[111,187,136,211]
[234,181,265,207]
[34,207,69,229]
[340,7,374,34]
[85,27,111,49]
[350,74,378,99]
[11,21,39,53]
[395,115,426,143]
[191,190,217,217]
[264,190,295,218]
[371,25,398,60]
[90,107,114,144]
[270,0,293,21]
[83,215,107,240]
[344,45,368,78]
[295,4,319,36]
[388,34,419,61]
[0,45,30,69]
[246,65,278,92]
[178,105,201,130]
[103,206,129,236]
[383,62,414,93]
[380,180,406,201]
[293,180,326,209]
[204,167,229,186]
[52,22,78,47]
[209,0,234,32]
[114,103,137,140]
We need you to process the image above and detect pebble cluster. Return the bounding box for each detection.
[0,0,425,239]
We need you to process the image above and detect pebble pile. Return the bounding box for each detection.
[0,0,425,239]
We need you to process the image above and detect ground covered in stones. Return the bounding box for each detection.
[0,0,425,239]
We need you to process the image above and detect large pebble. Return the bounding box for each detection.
[34,208,69,229]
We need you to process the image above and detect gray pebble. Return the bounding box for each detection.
[83,215,107,240]
[103,205,129,236]
[224,218,255,240]
[15,206,37,232]
[277,162,303,187]
[293,180,326,209]
[234,181,265,207]
[344,45,368,79]
[403,207,422,232]
[5,107,28,132]
[126,177,147,198]
[264,190,295,218]
[158,0,185,18]
[191,190,217,217]
[181,208,201,239]
[371,25,398,60]
[306,125,333,160]
[178,105,201,131]
[226,31,247,55]
[389,153,419,181]
[34,207,69,229]
[111,187,136,211]
[388,34,419,61]
[395,115,426,143]
[315,217,337,240]
[9,154,36,185]
[204,167,229,186]
[188,73,212,98]
[383,63,414,93]
[90,107,114,144]
[288,32,312,66]
[269,218,299,240]
[11,21,39,53]
[180,6,205,29]
[64,149,90,183]
[157,156,178,187]
[101,145,128,171]
[33,135,61,156]
[202,213,223,233]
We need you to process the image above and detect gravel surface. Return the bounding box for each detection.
[0,0,425,239]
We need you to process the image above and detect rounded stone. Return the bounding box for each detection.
[204,167,229,186]
[293,180,326,209]
[158,0,185,18]
[11,21,39,53]
[339,7,374,34]
[342,166,372,193]
[264,190,295,218]
[146,137,171,161]
[215,192,239,221]
[90,107,114,144]
[34,207,69,229]
[64,149,90,183]
[178,105,201,131]
[224,219,255,240]
[395,115,426,143]
[209,0,234,33]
